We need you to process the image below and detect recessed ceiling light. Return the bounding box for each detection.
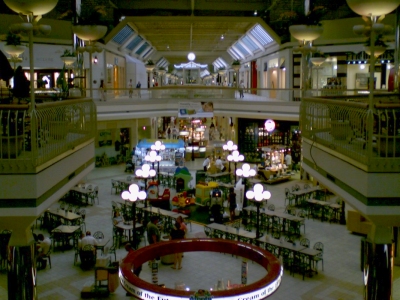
[254,10,257,16]
[221,34,224,40]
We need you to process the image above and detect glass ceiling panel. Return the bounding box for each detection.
[250,24,273,47]
[112,25,134,45]
[136,42,149,55]
[126,36,143,51]
[228,47,242,59]
[242,35,260,52]
[234,42,250,56]
[142,47,153,58]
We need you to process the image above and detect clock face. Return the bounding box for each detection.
[188,52,196,61]
[265,119,275,132]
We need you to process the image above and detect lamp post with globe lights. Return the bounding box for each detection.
[145,150,161,180]
[236,163,256,225]
[135,164,156,225]
[121,183,146,246]
[223,141,238,173]
[228,150,244,183]
[151,141,165,182]
[246,184,271,241]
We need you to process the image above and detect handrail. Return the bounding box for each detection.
[301,95,400,172]
[0,99,96,173]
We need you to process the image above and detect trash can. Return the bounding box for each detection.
[160,235,174,265]
[108,262,119,293]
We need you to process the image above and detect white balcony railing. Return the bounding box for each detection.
[301,94,400,172]
[0,99,96,173]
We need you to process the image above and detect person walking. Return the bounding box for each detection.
[128,79,133,98]
[170,221,185,270]
[228,187,237,222]
[239,80,245,98]
[203,156,210,172]
[99,79,106,101]
[136,81,141,98]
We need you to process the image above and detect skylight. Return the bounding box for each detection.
[126,36,144,51]
[112,25,135,45]
[135,42,149,55]
[242,35,260,52]
[249,24,273,47]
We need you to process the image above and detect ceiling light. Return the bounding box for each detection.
[254,10,257,16]
[187,52,195,61]
[221,34,224,40]
[166,45,170,49]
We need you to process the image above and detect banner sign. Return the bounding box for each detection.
[178,102,214,118]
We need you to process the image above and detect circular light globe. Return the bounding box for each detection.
[188,52,196,61]
[4,0,58,16]
[265,119,275,132]
[346,0,400,17]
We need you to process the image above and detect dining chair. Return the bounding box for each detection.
[80,245,96,270]
[41,244,52,269]
[267,204,275,211]
[204,227,212,237]
[126,175,132,181]
[51,229,65,251]
[93,231,104,240]
[304,184,310,189]
[107,236,118,262]
[111,179,121,195]
[300,238,310,248]
[313,242,324,272]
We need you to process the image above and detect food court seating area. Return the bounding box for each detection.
[3,162,399,299]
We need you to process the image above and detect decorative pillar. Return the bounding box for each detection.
[8,244,37,300]
[363,225,394,300]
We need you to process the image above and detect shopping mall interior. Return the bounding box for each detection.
[0,0,400,299]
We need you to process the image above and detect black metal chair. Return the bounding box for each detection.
[313,242,324,272]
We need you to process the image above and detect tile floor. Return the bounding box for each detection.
[0,159,399,299]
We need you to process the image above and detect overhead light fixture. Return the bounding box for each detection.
[254,10,257,15]
[221,34,224,40]
[166,45,170,49]
[187,52,195,61]
[93,56,98,64]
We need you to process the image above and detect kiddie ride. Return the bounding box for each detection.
[147,181,171,210]
[171,191,195,208]
[195,181,224,207]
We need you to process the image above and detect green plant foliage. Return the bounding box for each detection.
[6,32,21,46]
[61,49,76,57]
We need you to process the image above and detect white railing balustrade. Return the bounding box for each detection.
[0,99,96,171]
[301,95,400,172]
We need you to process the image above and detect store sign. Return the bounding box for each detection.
[120,268,282,300]
[178,102,214,118]
[264,119,275,132]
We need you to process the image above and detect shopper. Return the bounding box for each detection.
[170,221,185,270]
[203,156,210,172]
[228,187,237,222]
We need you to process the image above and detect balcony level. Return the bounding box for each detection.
[0,99,96,243]
[301,94,400,227]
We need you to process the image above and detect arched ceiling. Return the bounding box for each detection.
[105,16,280,67]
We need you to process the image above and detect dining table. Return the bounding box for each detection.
[206,222,256,242]
[45,208,82,230]
[243,206,305,235]
[52,225,81,250]
[114,222,143,243]
[290,186,323,206]
[70,186,93,205]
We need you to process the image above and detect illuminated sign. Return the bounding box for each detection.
[120,268,282,300]
[264,119,275,132]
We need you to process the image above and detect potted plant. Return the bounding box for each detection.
[365,35,388,57]
[69,5,109,41]
[280,6,326,42]
[310,51,326,66]
[218,67,226,75]
[60,49,77,66]
[145,60,155,72]
[3,32,25,57]
[232,60,241,71]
